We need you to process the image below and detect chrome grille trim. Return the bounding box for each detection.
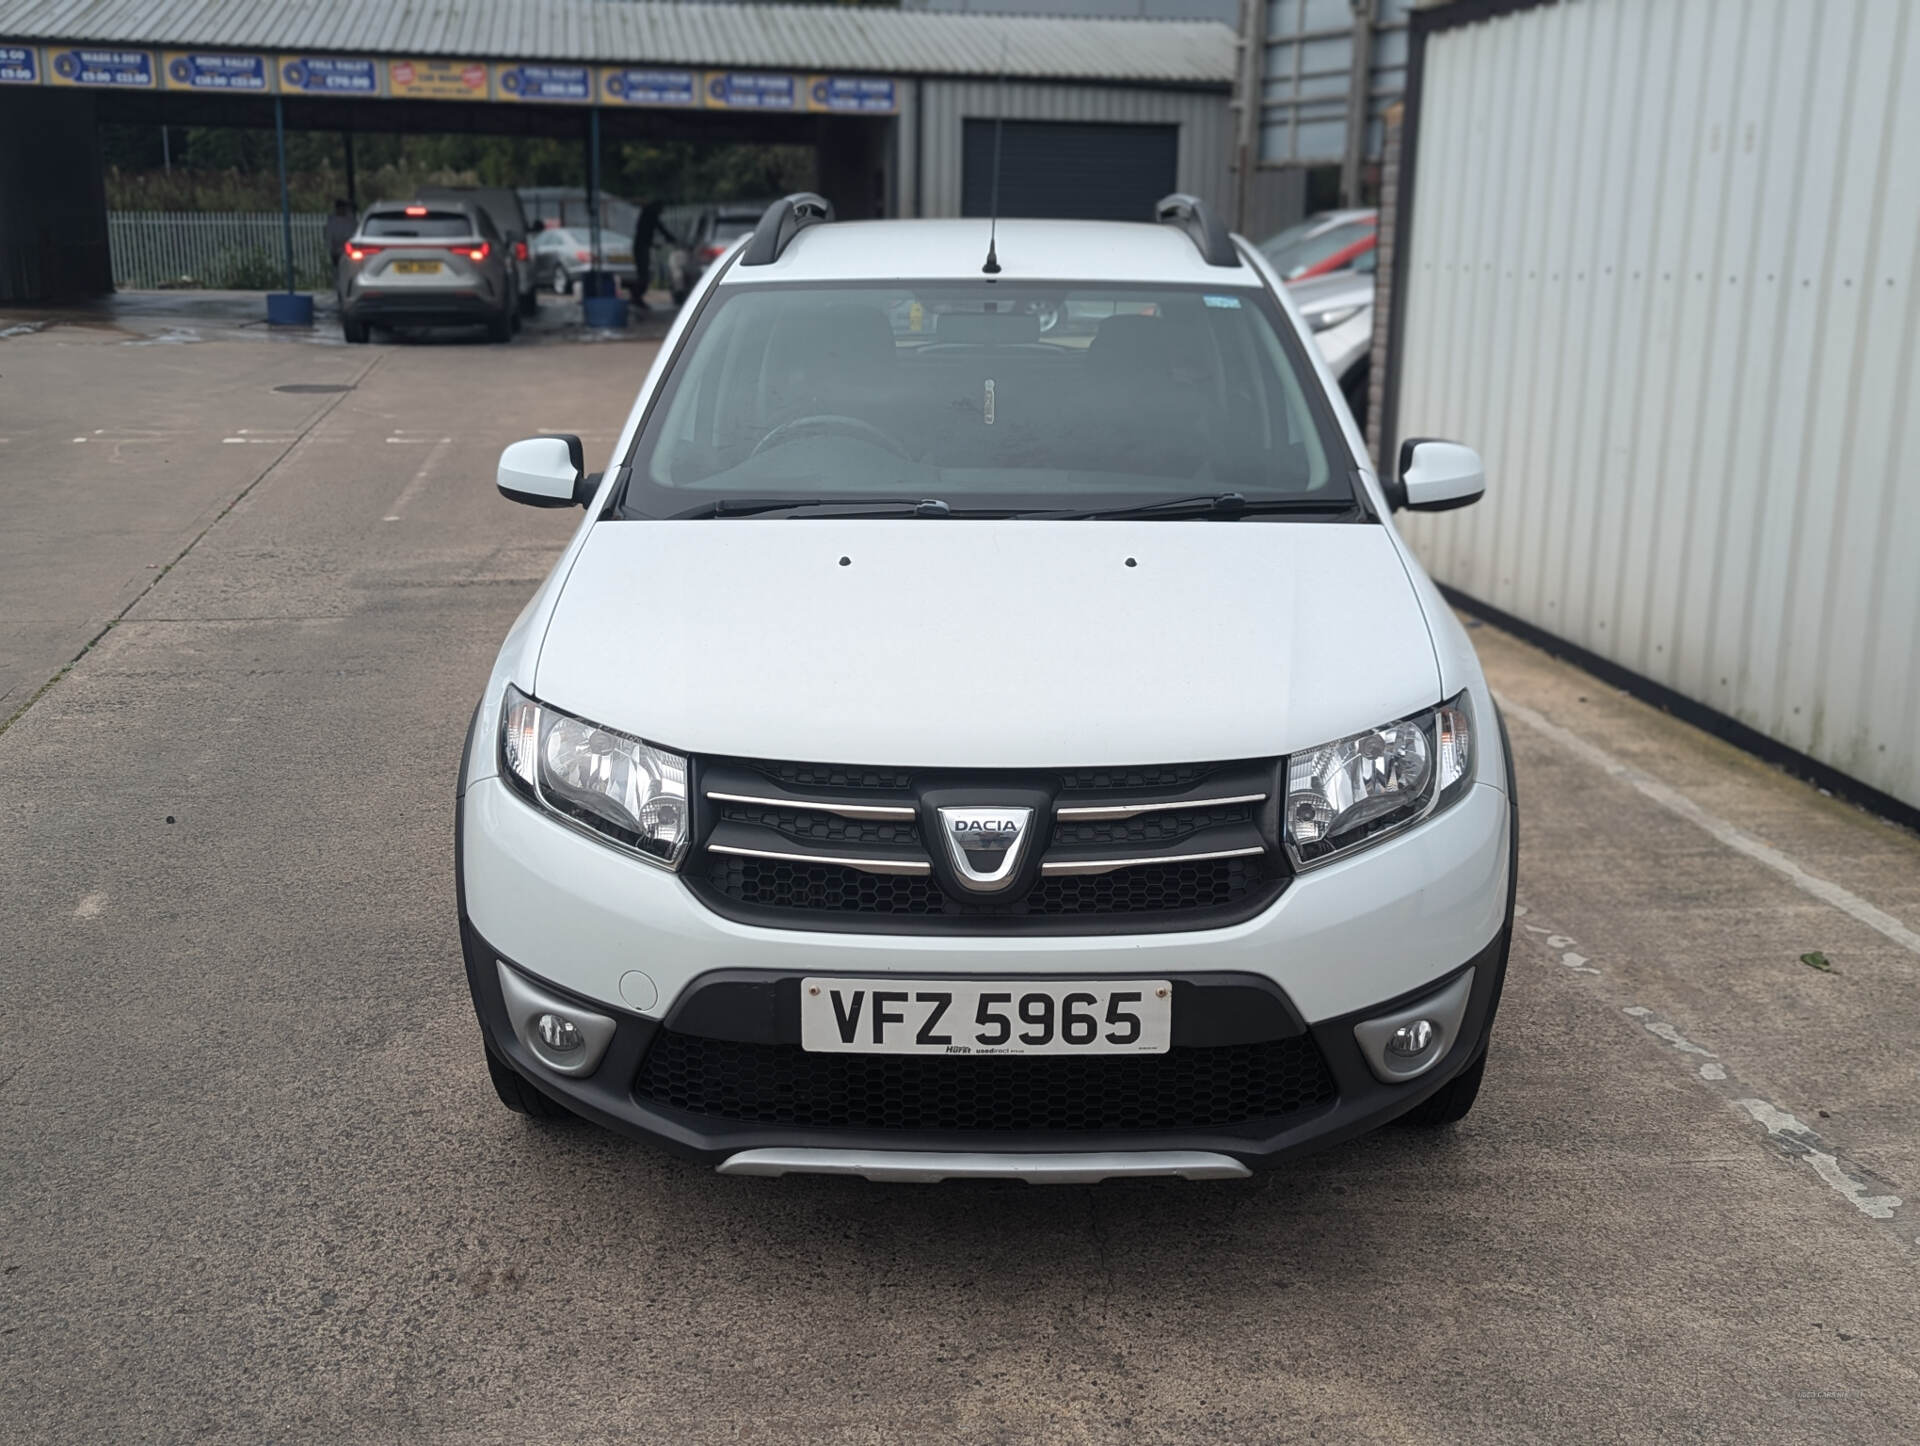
[1039,845,1268,877]
[705,789,917,821]
[707,842,931,876]
[1054,792,1269,821]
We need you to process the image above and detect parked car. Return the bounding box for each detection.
[335,200,516,344]
[1258,208,1379,282]
[1290,269,1376,429]
[531,227,638,296]
[462,194,1511,1183]
[417,185,540,318]
[517,187,638,243]
[666,205,764,304]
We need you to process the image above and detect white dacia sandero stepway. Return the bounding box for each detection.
[456,194,1513,1183]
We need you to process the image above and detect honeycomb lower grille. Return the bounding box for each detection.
[634,1031,1337,1132]
[718,802,922,849]
[705,854,1269,916]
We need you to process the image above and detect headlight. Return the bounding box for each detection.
[500,685,690,870]
[1304,303,1364,333]
[1284,692,1474,868]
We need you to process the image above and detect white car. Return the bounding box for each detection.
[459,194,1514,1183]
[1290,269,1376,427]
[531,226,637,296]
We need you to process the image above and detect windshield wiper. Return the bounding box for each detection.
[1026,492,1361,521]
[675,496,954,519]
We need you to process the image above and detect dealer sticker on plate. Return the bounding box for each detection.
[800,978,1171,1056]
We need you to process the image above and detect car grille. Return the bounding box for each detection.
[634,1031,1337,1132]
[688,754,1289,933]
[705,854,1264,916]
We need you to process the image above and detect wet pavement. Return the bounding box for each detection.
[0,285,677,349]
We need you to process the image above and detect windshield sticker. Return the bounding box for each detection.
[1203,294,1242,309]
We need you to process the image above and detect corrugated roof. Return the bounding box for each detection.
[0,1,1237,86]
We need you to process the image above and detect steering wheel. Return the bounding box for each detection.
[749,413,911,461]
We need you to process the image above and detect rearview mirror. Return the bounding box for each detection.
[498,435,592,509]
[1390,438,1484,512]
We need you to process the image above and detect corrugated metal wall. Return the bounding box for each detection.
[907,80,1234,220]
[1393,0,1920,810]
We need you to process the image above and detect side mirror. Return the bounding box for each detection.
[498,435,594,509]
[1388,438,1485,512]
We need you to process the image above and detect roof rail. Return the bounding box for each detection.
[740,192,835,266]
[1154,193,1239,268]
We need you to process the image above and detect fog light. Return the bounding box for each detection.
[1387,1019,1436,1058]
[537,1013,583,1053]
[1352,969,1476,1084]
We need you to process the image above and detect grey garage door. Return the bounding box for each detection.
[961,120,1179,222]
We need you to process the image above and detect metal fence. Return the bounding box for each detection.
[108,211,333,291]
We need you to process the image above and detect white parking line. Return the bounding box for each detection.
[1622,1006,1716,1056]
[1513,902,1912,1243]
[384,437,453,521]
[1736,1100,1903,1221]
[1499,696,1920,959]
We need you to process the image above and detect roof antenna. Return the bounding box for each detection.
[983,31,1008,275]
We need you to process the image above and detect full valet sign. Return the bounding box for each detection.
[801,979,1171,1056]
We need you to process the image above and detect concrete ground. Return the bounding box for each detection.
[1,310,1916,1444]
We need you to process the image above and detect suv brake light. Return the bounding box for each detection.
[454,241,491,262]
[346,244,381,261]
[701,244,725,260]
[513,240,529,262]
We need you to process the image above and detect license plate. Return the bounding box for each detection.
[800,978,1170,1056]
[392,259,442,274]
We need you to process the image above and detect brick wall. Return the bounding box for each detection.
[1365,99,1403,467]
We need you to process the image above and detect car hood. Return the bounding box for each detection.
[534,519,1440,768]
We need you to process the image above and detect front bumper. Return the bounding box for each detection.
[463,918,1509,1174]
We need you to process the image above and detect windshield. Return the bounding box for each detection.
[619,280,1350,518]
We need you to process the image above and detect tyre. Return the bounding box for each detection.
[552,267,572,296]
[486,308,513,343]
[485,1047,571,1120]
[341,314,369,344]
[518,279,539,317]
[509,296,523,334]
[1399,1051,1487,1128]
